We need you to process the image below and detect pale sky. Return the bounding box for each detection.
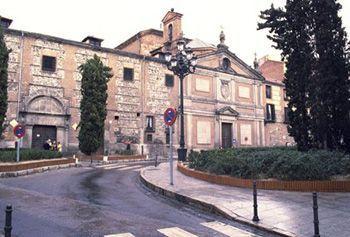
[1,0,349,65]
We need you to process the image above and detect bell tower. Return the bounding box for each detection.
[162,8,183,45]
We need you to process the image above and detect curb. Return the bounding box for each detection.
[139,168,297,237]
[0,163,81,178]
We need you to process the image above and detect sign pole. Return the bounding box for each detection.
[16,139,20,162]
[169,125,174,185]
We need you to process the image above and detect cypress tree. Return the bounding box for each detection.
[310,0,350,150]
[258,1,314,151]
[0,22,10,138]
[78,55,112,155]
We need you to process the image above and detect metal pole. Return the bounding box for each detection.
[252,181,259,222]
[4,204,12,237]
[177,74,187,162]
[16,140,20,163]
[313,192,320,237]
[169,125,174,185]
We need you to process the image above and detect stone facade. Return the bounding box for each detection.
[0,10,291,154]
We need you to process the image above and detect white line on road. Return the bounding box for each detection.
[102,164,127,170]
[157,227,198,237]
[104,233,135,237]
[201,221,260,237]
[117,165,143,171]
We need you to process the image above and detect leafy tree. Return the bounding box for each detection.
[310,0,350,150]
[258,1,314,151]
[0,22,10,138]
[78,55,112,155]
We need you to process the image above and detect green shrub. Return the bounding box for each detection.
[0,149,62,162]
[188,147,350,180]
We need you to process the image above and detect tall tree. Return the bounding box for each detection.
[310,0,350,150]
[258,1,314,151]
[78,55,112,155]
[0,22,10,138]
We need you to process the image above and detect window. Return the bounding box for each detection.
[42,56,56,72]
[165,74,174,87]
[284,107,290,123]
[146,116,154,132]
[146,134,153,142]
[266,85,272,99]
[222,58,231,70]
[283,89,288,100]
[266,104,276,122]
[114,115,119,120]
[136,112,141,117]
[168,24,173,42]
[123,67,134,81]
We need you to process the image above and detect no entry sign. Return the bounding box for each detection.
[13,124,25,139]
[164,108,177,126]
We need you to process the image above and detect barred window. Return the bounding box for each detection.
[123,67,134,81]
[165,74,174,87]
[42,56,56,72]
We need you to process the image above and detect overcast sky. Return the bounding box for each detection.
[1,0,349,65]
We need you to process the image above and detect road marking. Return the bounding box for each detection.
[201,221,260,237]
[103,164,127,170]
[104,233,135,237]
[157,227,198,237]
[118,165,143,171]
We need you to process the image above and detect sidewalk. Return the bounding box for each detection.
[140,162,350,237]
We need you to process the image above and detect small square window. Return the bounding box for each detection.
[266,85,272,99]
[146,134,153,142]
[42,55,56,72]
[114,116,119,120]
[136,112,141,117]
[123,67,134,81]
[165,74,174,87]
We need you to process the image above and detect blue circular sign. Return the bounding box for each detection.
[164,108,177,126]
[14,124,25,139]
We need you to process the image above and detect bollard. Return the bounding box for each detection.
[313,192,320,237]
[252,181,259,222]
[4,204,12,237]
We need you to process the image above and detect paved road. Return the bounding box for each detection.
[0,163,276,237]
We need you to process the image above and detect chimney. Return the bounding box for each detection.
[82,36,103,47]
[0,16,13,29]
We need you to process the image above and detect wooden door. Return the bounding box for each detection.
[221,123,232,149]
[32,125,57,149]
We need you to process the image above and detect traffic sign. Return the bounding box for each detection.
[164,108,177,126]
[13,124,25,139]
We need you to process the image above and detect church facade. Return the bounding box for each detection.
[0,10,292,154]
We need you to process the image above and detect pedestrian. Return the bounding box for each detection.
[57,142,62,153]
[51,141,57,151]
[43,139,50,150]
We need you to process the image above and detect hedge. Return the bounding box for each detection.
[0,149,62,162]
[187,147,350,181]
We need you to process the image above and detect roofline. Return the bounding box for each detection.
[264,80,285,87]
[4,28,165,64]
[82,36,104,43]
[4,28,263,82]
[161,11,183,23]
[115,28,163,50]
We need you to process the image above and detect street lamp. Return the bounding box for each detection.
[164,39,197,161]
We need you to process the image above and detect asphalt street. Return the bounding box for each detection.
[0,162,276,237]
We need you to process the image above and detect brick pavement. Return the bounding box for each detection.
[141,162,350,237]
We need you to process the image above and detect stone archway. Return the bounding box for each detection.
[19,95,71,151]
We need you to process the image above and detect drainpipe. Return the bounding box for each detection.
[16,31,24,120]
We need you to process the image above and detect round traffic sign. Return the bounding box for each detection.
[164,108,177,126]
[13,124,25,139]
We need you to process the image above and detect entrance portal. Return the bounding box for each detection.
[221,123,232,149]
[32,125,57,149]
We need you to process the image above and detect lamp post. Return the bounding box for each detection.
[164,39,197,161]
